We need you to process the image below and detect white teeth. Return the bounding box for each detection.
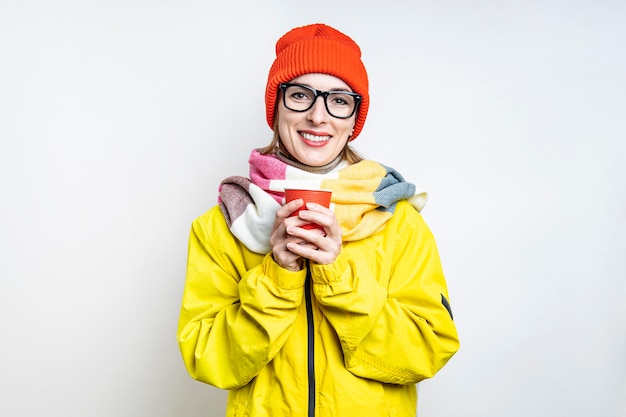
[301,132,331,142]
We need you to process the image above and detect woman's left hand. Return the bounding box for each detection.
[286,202,342,265]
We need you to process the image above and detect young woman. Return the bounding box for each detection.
[177,23,460,417]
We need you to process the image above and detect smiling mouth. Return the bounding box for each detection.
[300,132,331,142]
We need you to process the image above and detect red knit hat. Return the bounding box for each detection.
[265,23,369,141]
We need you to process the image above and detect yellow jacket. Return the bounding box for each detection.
[177,200,459,417]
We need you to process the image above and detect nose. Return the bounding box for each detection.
[306,95,329,124]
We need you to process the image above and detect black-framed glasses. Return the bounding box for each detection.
[279,83,361,119]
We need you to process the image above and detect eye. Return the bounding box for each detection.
[328,93,353,107]
[288,86,314,101]
[291,91,310,100]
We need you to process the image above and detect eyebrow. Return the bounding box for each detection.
[296,82,353,93]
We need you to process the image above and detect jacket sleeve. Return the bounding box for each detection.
[176,207,307,389]
[310,202,460,384]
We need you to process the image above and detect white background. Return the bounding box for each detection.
[1,1,625,416]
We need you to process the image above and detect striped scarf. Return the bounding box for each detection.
[218,149,427,254]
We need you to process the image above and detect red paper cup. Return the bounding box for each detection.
[284,188,332,230]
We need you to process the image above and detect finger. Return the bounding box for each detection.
[303,202,334,216]
[286,241,318,257]
[296,210,341,242]
[286,225,324,241]
[277,198,304,218]
[287,241,339,265]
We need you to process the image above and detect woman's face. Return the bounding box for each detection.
[276,73,357,167]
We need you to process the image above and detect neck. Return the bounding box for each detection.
[276,150,344,174]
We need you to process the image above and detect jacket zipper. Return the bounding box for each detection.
[305,263,315,417]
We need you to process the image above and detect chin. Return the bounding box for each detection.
[301,155,333,166]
